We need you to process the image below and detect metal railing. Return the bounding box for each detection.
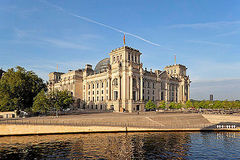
[0,118,229,129]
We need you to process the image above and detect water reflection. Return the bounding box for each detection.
[0,132,240,159]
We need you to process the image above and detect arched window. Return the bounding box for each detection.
[113,78,118,86]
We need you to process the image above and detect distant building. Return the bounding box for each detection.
[48,46,191,112]
[210,94,213,101]
[0,111,17,118]
[0,69,5,79]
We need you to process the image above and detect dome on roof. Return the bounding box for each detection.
[94,58,110,74]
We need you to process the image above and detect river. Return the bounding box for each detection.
[0,132,240,159]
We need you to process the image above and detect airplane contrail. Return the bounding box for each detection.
[40,0,173,50]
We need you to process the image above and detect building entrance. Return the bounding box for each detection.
[136,105,140,111]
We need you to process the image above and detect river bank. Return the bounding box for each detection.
[0,113,239,136]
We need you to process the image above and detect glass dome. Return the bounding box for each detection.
[94,58,110,74]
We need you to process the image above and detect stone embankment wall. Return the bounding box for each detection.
[202,114,240,123]
[0,124,163,136]
[0,124,239,136]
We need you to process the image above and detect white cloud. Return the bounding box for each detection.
[42,38,90,50]
[13,28,98,50]
[169,21,240,29]
[186,40,233,47]
[216,29,240,37]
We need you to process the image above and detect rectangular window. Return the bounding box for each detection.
[89,85,90,89]
[102,90,104,94]
[102,83,104,88]
[93,91,94,95]
[161,92,164,100]
[102,96,104,101]
[97,83,99,88]
[93,84,94,89]
[114,91,118,100]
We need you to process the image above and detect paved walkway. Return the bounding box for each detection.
[0,112,212,129]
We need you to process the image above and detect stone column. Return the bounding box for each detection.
[99,81,102,102]
[130,75,133,100]
[173,84,177,102]
[187,84,190,101]
[104,80,106,101]
[84,82,87,101]
[166,83,169,101]
[182,84,185,102]
[140,77,143,101]
[136,78,140,101]
[108,78,111,100]
[118,76,121,100]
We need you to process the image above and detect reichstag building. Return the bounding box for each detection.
[48,46,190,112]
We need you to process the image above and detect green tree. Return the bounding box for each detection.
[0,66,46,111]
[158,101,166,109]
[32,89,50,114]
[175,103,183,109]
[186,100,193,108]
[169,102,176,109]
[213,100,223,109]
[49,90,74,116]
[145,100,156,111]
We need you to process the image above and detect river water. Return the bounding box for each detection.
[0,132,240,159]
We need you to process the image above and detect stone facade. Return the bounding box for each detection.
[48,46,190,112]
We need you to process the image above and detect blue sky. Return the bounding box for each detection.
[1,0,240,100]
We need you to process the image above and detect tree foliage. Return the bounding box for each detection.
[186,100,193,108]
[189,100,240,109]
[32,89,50,114]
[158,101,166,109]
[49,90,74,113]
[169,102,176,109]
[145,100,156,110]
[33,90,74,116]
[0,66,46,111]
